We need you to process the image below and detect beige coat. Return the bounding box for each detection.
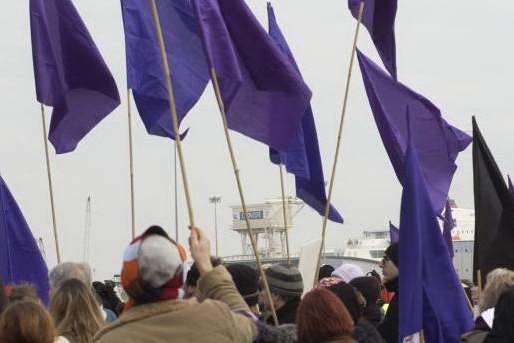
[94,266,256,343]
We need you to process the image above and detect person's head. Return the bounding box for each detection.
[319,264,335,280]
[121,226,187,308]
[184,256,222,299]
[49,262,92,293]
[261,264,303,311]
[327,281,365,323]
[350,276,380,308]
[92,281,122,315]
[49,278,103,343]
[350,276,382,324]
[380,243,399,283]
[297,288,354,343]
[485,287,514,342]
[226,264,259,310]
[479,268,514,313]
[0,300,55,343]
[8,284,39,304]
[332,264,364,283]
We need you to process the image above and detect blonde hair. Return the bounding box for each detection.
[0,300,56,343]
[478,268,514,313]
[50,279,103,343]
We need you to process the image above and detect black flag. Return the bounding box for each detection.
[473,117,514,283]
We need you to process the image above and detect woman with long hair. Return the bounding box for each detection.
[0,300,56,343]
[297,287,355,343]
[49,278,104,343]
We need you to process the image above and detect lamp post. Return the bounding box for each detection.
[209,196,222,256]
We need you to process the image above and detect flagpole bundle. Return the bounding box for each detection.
[210,68,279,326]
[148,0,195,227]
[40,104,61,263]
[279,165,291,265]
[127,90,136,239]
[313,2,365,286]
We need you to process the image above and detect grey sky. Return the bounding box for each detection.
[1,0,513,281]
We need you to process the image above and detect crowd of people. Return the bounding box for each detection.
[1,225,513,342]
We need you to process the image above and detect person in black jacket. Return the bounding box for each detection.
[378,243,399,343]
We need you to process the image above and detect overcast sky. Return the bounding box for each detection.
[1,0,513,281]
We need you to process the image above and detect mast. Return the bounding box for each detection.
[82,195,92,263]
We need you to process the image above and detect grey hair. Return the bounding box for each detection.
[49,262,92,290]
[478,268,514,313]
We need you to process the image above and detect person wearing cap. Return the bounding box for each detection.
[259,264,304,325]
[94,225,256,343]
[377,243,399,343]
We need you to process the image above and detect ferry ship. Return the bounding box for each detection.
[341,199,475,281]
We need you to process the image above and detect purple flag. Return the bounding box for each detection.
[508,175,514,198]
[267,3,343,223]
[348,0,397,79]
[399,133,473,342]
[121,0,209,139]
[389,221,399,243]
[357,50,472,214]
[193,0,312,151]
[443,200,455,258]
[30,0,120,153]
[0,174,49,304]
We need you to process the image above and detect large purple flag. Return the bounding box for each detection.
[267,3,343,223]
[508,175,514,198]
[399,134,473,342]
[192,0,312,151]
[121,0,209,139]
[348,0,397,79]
[30,0,120,153]
[0,174,49,304]
[357,50,472,214]
[389,221,399,243]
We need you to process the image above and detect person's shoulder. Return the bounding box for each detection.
[460,330,488,343]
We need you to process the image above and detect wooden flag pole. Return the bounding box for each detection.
[210,68,279,326]
[174,142,179,242]
[279,165,291,265]
[313,2,365,286]
[40,104,61,263]
[127,89,136,239]
[149,0,195,227]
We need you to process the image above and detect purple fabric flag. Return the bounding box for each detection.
[267,3,343,223]
[0,174,49,304]
[357,50,472,214]
[399,134,473,342]
[443,200,455,258]
[121,0,209,139]
[30,0,120,153]
[348,0,397,79]
[508,175,514,198]
[192,0,312,151]
[389,220,399,243]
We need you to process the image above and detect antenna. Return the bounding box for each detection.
[82,195,92,263]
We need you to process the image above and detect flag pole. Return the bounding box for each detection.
[148,0,195,227]
[40,104,61,263]
[174,142,179,242]
[127,89,136,239]
[313,1,364,286]
[279,165,291,265]
[210,68,279,326]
